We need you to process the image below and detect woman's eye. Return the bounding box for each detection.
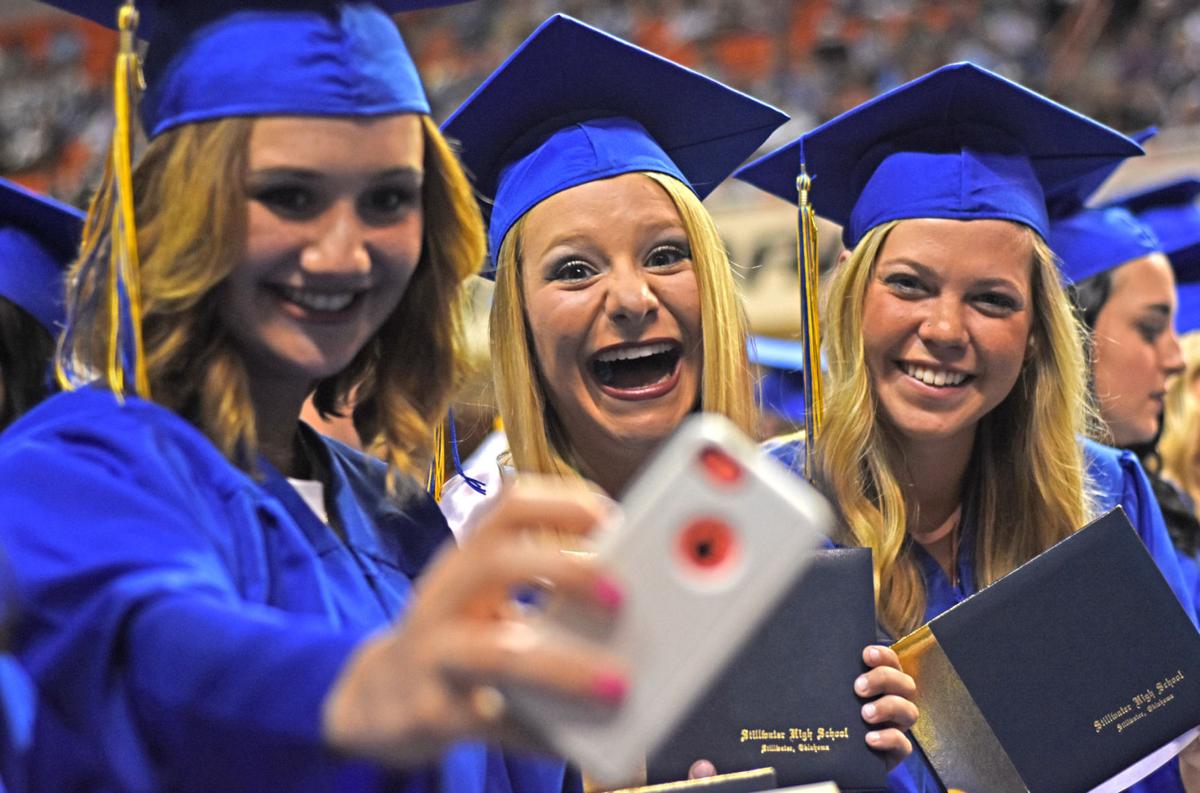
[551,260,596,282]
[975,292,1019,313]
[361,186,420,221]
[1137,321,1166,343]
[646,243,689,269]
[253,186,316,216]
[883,273,922,294]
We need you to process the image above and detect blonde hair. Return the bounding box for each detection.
[818,220,1093,637]
[490,171,756,478]
[59,115,485,492]
[1159,331,1200,505]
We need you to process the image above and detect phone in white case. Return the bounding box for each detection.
[506,413,833,786]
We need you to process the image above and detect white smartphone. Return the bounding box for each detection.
[505,413,833,786]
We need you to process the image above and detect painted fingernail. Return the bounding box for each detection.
[593,576,624,612]
[855,675,870,694]
[592,671,628,704]
[862,703,877,720]
[866,731,881,744]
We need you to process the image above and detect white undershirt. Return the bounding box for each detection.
[288,477,329,525]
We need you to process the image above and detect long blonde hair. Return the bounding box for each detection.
[59,115,485,492]
[1159,331,1200,506]
[818,220,1093,636]
[490,171,756,478]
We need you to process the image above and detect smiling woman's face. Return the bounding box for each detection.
[519,172,702,466]
[861,217,1034,452]
[219,114,425,399]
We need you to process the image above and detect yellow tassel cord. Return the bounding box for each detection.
[795,166,823,482]
[58,0,149,398]
[427,420,447,501]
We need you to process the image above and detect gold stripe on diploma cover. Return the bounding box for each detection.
[893,626,1028,792]
[606,767,778,793]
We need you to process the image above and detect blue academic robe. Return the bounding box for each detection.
[0,655,34,793]
[0,387,573,793]
[767,437,1197,793]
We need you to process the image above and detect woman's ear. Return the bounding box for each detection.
[835,248,851,268]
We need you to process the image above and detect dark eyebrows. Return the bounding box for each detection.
[877,257,1024,291]
[245,166,424,183]
[1145,303,1172,317]
[372,166,424,185]
[246,167,321,182]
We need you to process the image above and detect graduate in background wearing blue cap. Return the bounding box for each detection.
[0,177,83,431]
[439,14,920,782]
[1132,179,1200,629]
[1051,131,1185,458]
[737,61,1198,793]
[0,176,83,793]
[0,2,631,791]
[1153,181,1200,522]
[1051,160,1200,669]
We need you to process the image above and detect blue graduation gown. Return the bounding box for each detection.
[0,387,573,793]
[0,655,34,793]
[767,437,1197,793]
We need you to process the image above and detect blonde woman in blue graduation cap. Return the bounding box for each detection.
[442,13,919,775]
[737,63,1199,792]
[0,1,634,790]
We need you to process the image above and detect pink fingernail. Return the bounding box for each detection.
[862,703,877,720]
[593,672,628,704]
[866,731,881,744]
[867,646,881,663]
[593,577,624,612]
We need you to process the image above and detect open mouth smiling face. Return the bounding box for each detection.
[520,173,703,460]
[590,339,685,399]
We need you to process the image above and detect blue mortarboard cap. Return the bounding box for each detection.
[441,14,789,271]
[1045,127,1160,284]
[1047,206,1161,285]
[1044,127,1157,219]
[748,335,806,422]
[1107,179,1200,284]
[0,177,84,332]
[39,0,468,138]
[734,62,1143,249]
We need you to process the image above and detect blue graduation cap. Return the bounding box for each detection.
[1045,128,1161,284]
[39,0,469,138]
[1047,206,1160,285]
[748,335,806,422]
[441,14,789,270]
[0,177,84,333]
[1107,178,1200,284]
[733,62,1143,249]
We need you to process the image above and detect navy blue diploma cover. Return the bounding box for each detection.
[647,549,887,791]
[894,507,1200,792]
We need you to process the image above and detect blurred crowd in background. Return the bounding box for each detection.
[4,0,1200,207]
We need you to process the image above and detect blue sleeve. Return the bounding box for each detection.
[1086,442,1199,628]
[885,747,946,793]
[0,410,391,792]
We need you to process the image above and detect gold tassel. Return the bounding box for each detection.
[58,0,149,398]
[795,165,823,482]
[427,419,447,501]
